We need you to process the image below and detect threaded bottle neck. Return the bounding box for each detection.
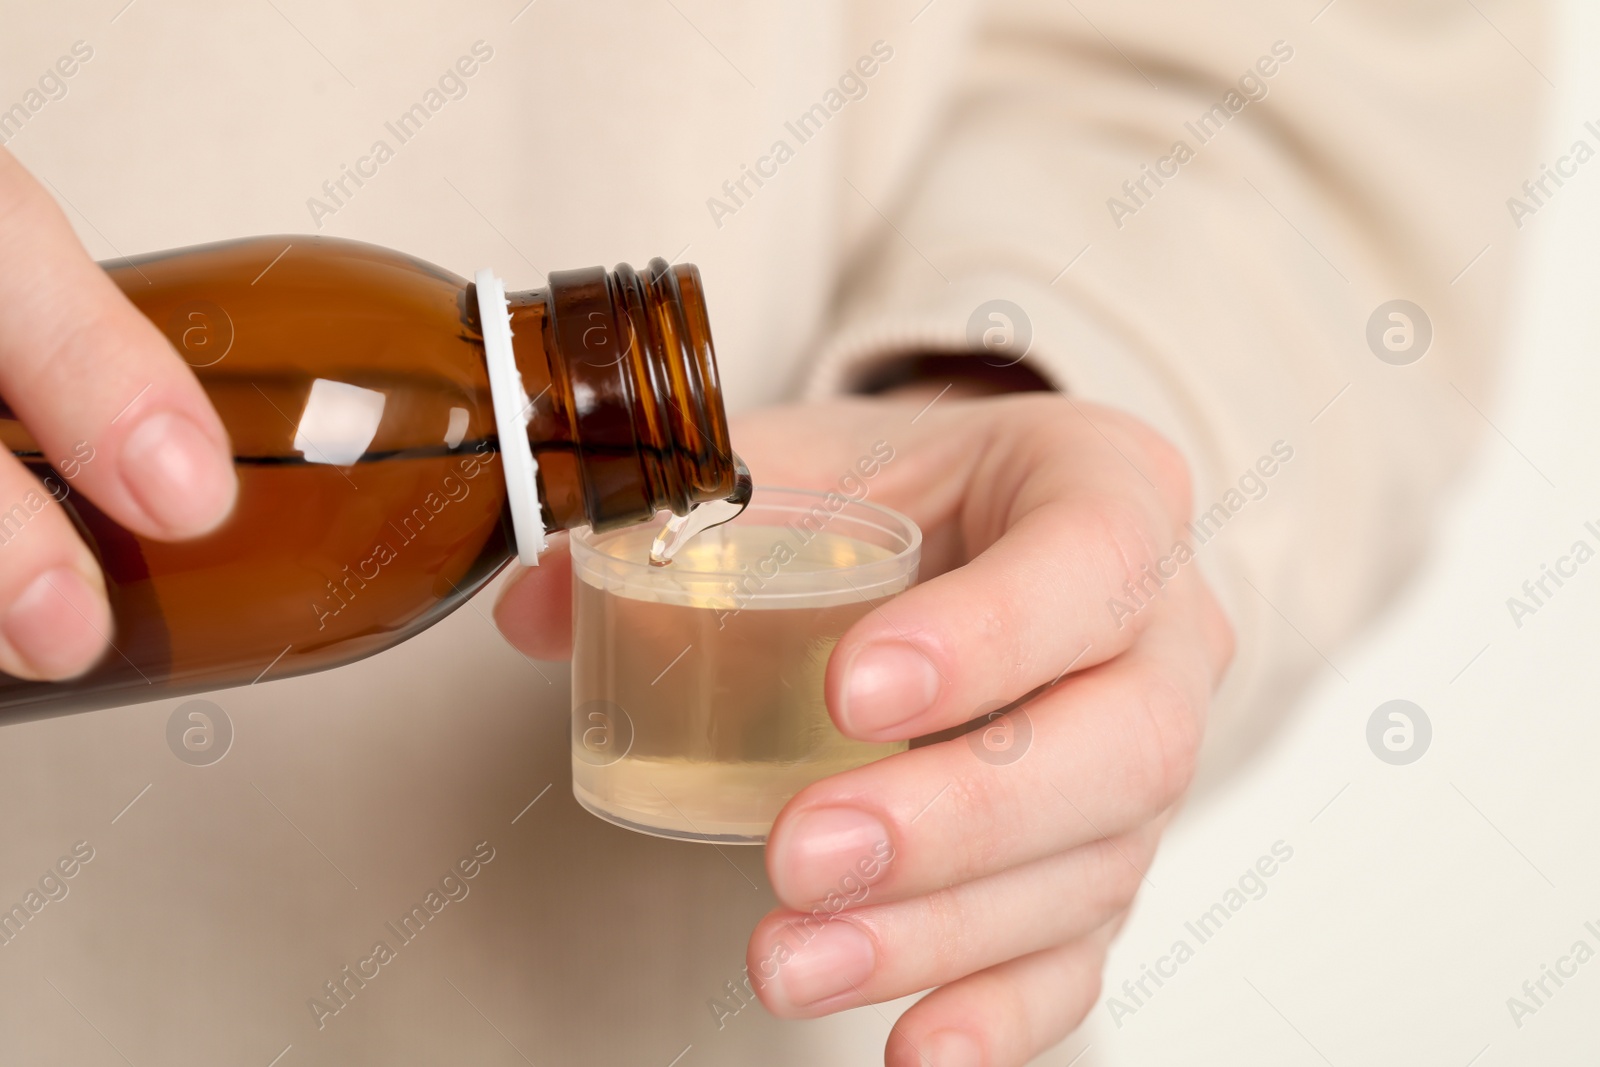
[503,259,737,533]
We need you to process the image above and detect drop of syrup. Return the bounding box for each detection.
[649,454,753,566]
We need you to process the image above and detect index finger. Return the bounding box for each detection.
[827,410,1189,743]
[0,149,236,540]
[771,588,1219,909]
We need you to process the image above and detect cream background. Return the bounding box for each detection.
[1079,4,1600,1062]
[0,0,1583,1064]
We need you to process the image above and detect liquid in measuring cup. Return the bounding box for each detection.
[570,493,921,843]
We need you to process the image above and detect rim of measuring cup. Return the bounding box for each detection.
[569,485,922,606]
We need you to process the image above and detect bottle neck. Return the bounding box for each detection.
[501,259,737,534]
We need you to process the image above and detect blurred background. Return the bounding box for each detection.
[0,1,1595,1064]
[1078,2,1600,1062]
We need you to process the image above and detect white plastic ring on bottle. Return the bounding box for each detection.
[476,268,547,565]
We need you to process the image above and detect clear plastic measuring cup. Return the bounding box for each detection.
[569,486,922,843]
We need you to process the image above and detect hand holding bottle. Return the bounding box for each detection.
[0,150,236,679]
[496,391,1234,1067]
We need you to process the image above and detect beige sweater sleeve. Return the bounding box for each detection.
[804,0,1551,784]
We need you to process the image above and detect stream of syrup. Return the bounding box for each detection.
[648,454,753,566]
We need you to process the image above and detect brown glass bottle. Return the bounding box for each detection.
[0,236,740,721]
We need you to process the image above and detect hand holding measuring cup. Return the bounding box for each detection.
[494,390,1233,1067]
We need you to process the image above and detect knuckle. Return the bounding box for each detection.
[1205,584,1238,672]
[1129,673,1200,807]
[1076,963,1105,1014]
[969,962,1034,1043]
[1141,430,1193,521]
[1053,970,1102,1042]
[56,300,153,375]
[1088,495,1161,596]
[1076,984,1102,1032]
[1047,398,1193,520]
[1092,407,1193,522]
[11,299,145,420]
[935,774,1011,876]
[1086,837,1147,908]
[961,603,1016,676]
[914,885,980,973]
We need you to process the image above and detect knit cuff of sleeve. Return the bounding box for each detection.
[801,272,1216,509]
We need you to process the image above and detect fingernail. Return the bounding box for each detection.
[0,567,109,679]
[841,641,941,736]
[773,920,875,1008]
[771,807,891,906]
[120,411,237,537]
[923,1030,983,1067]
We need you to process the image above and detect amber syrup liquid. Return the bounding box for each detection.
[0,238,515,718]
[572,524,906,842]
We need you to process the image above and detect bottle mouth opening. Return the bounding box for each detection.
[616,259,737,515]
[529,258,741,536]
